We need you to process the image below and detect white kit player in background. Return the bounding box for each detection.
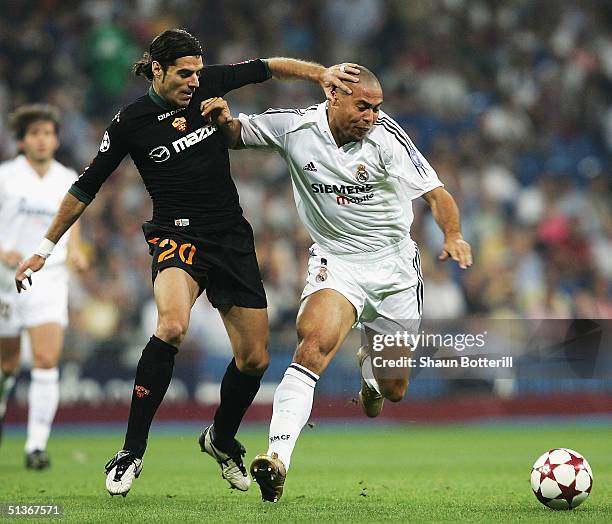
[0,105,87,469]
[201,65,472,502]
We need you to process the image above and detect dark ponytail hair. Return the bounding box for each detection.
[133,28,203,80]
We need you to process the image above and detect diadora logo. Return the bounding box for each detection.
[269,435,291,443]
[172,124,217,152]
[303,161,317,172]
[149,146,171,163]
[158,108,184,121]
[172,116,187,133]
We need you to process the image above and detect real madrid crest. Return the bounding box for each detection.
[355,164,369,183]
[172,117,187,133]
[315,266,328,283]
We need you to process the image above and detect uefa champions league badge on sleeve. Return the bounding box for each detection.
[355,164,369,183]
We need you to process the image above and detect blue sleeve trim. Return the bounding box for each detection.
[68,184,93,204]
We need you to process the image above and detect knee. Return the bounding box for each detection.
[380,380,409,403]
[235,347,269,376]
[293,331,330,374]
[156,317,189,347]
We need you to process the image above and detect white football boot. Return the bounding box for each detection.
[104,450,143,497]
[199,425,250,491]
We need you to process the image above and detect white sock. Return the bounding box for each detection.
[360,353,381,394]
[0,371,16,419]
[267,363,318,470]
[25,368,59,453]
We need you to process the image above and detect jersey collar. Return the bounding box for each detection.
[316,102,338,146]
[148,85,175,111]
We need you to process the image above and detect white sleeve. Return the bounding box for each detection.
[380,116,443,199]
[238,110,301,151]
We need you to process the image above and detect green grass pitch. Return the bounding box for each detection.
[0,423,611,522]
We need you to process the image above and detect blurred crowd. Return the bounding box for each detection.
[0,0,610,362]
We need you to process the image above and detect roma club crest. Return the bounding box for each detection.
[355,164,369,183]
[172,117,187,133]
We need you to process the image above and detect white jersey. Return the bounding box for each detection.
[0,155,77,267]
[239,102,443,257]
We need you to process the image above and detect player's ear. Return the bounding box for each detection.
[329,87,340,106]
[152,60,163,78]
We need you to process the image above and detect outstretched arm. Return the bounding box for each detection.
[15,193,87,291]
[422,187,472,270]
[266,58,360,98]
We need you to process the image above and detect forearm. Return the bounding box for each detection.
[220,119,244,149]
[428,189,463,239]
[45,193,88,244]
[265,57,324,83]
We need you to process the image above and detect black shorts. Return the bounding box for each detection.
[142,217,267,309]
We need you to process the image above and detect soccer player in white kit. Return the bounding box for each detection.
[202,65,473,502]
[0,105,87,469]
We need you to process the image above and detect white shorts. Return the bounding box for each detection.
[0,263,69,337]
[301,237,423,334]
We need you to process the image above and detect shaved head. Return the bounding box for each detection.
[354,65,381,91]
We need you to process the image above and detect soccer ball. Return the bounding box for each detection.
[530,448,593,510]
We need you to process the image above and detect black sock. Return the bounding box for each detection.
[123,336,178,458]
[212,358,262,450]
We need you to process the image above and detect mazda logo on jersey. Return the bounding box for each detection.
[172,124,217,152]
[149,146,171,163]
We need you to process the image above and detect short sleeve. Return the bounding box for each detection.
[380,116,443,199]
[70,112,129,204]
[238,110,302,151]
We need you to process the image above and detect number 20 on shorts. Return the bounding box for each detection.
[157,238,196,265]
